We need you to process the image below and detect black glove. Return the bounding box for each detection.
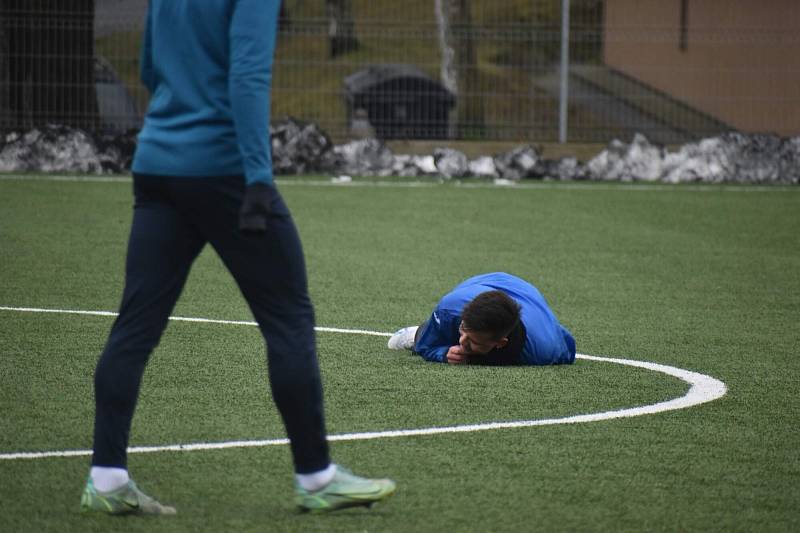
[238,182,275,234]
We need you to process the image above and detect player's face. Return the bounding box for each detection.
[458,322,502,355]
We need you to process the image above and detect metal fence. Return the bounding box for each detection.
[1,0,797,144]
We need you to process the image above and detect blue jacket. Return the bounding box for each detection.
[415,273,576,365]
[133,0,279,185]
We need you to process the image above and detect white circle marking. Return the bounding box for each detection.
[0,306,727,460]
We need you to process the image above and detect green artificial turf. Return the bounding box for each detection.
[0,176,798,532]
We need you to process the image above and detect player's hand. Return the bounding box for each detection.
[446,345,469,365]
[238,182,276,234]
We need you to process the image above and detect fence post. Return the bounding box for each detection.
[558,0,570,143]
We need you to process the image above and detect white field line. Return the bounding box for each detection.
[0,173,796,192]
[0,305,727,461]
[0,306,388,337]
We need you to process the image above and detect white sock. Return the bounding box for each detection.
[296,463,337,492]
[90,466,130,492]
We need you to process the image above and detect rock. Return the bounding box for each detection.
[412,155,438,175]
[270,117,335,175]
[0,118,796,186]
[493,145,540,180]
[551,157,586,181]
[333,138,394,176]
[94,129,138,173]
[0,125,103,174]
[433,148,468,178]
[586,133,664,182]
[468,156,498,178]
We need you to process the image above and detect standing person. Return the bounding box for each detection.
[388,272,576,366]
[80,0,395,515]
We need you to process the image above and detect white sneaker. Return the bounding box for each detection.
[387,326,418,350]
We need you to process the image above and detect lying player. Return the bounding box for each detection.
[388,272,575,366]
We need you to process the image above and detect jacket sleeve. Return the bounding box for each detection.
[228,0,280,186]
[413,309,459,363]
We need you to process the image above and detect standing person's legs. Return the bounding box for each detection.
[92,176,205,470]
[163,176,394,513]
[201,178,329,474]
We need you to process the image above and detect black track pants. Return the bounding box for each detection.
[91,174,329,474]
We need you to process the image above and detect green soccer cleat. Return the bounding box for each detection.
[80,478,177,516]
[295,465,396,513]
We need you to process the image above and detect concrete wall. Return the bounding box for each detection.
[604,0,800,136]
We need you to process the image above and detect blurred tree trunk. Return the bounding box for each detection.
[0,0,99,132]
[326,0,359,58]
[447,0,484,138]
[278,1,290,31]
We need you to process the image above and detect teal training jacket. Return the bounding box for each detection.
[132,0,279,185]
